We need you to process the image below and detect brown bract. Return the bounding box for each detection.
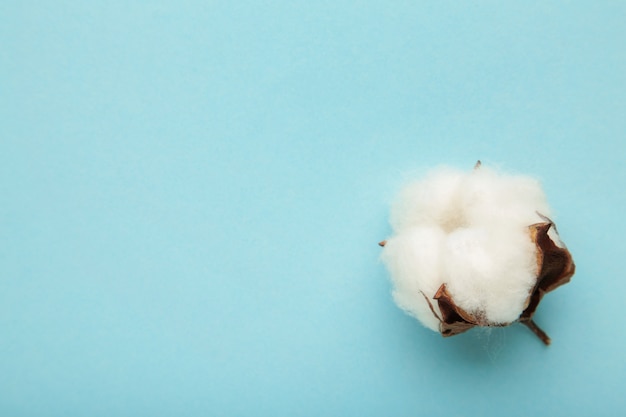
[419,217,575,345]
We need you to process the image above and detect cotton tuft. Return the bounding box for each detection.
[381,165,554,332]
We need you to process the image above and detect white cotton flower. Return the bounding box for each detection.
[380,163,575,344]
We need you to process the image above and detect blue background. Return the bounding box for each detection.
[1,1,625,416]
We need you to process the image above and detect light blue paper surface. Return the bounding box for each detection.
[2,1,625,416]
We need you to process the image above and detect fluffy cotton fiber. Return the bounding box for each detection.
[381,165,551,332]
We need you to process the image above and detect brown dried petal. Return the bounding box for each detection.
[519,220,576,344]
[433,284,479,337]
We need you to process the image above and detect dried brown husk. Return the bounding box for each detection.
[419,217,575,345]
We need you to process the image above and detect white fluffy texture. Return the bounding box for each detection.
[382,166,551,330]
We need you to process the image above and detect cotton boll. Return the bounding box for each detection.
[381,163,576,344]
[381,226,446,331]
